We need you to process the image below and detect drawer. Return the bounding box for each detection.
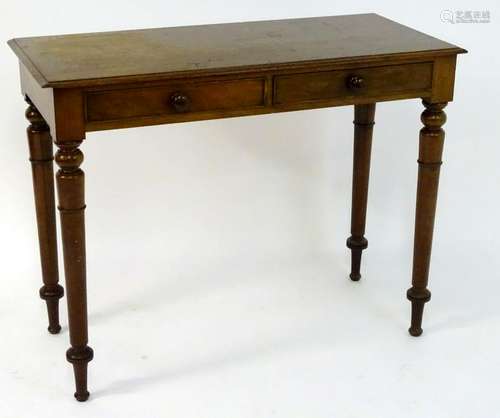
[86,78,266,122]
[273,62,433,105]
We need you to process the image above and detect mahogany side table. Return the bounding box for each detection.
[8,14,466,401]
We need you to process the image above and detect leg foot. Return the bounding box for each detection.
[39,284,64,334]
[407,287,431,336]
[346,236,368,281]
[67,346,93,401]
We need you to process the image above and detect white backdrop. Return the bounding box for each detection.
[1,1,498,417]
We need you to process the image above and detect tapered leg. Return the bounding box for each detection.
[407,100,447,336]
[55,141,93,401]
[346,103,376,281]
[25,98,64,334]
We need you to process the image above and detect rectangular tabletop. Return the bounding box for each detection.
[8,13,465,88]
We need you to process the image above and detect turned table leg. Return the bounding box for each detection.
[25,98,64,334]
[55,141,93,401]
[346,103,376,281]
[407,100,447,336]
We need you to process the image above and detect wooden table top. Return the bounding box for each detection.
[8,13,465,89]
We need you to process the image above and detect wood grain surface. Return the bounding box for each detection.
[8,14,465,88]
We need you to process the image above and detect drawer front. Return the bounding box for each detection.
[273,62,433,105]
[86,78,266,122]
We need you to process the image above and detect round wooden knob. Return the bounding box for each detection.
[346,75,364,90]
[170,92,191,112]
